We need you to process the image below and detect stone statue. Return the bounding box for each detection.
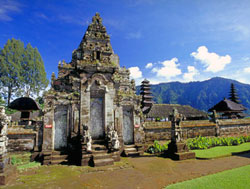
[111,130,119,150]
[82,124,92,152]
[107,127,119,150]
[170,108,183,143]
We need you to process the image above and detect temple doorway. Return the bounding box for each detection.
[90,97,104,139]
[54,105,68,150]
[123,107,134,144]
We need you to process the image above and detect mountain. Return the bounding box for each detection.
[136,77,250,114]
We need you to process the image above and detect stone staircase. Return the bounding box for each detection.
[81,140,120,167]
[123,144,143,157]
[42,150,68,165]
[91,140,114,167]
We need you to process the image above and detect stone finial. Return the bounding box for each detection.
[51,72,55,81]
[62,60,66,67]
[92,12,102,25]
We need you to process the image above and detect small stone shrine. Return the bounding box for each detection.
[42,13,143,166]
[166,108,195,160]
[0,106,16,185]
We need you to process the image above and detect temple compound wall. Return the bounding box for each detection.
[41,13,144,165]
[144,119,250,143]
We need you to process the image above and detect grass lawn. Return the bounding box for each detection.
[166,164,250,189]
[192,142,250,159]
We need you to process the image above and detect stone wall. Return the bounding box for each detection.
[144,119,250,143]
[7,124,42,152]
[219,119,250,137]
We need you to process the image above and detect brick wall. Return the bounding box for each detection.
[7,126,37,152]
[143,119,250,143]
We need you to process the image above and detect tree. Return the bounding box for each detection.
[22,43,48,97]
[229,83,240,104]
[0,38,24,105]
[0,38,49,105]
[0,95,5,106]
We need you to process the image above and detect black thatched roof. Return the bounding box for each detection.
[9,97,40,111]
[208,98,246,112]
[147,104,208,119]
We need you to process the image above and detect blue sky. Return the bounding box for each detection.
[1,0,250,85]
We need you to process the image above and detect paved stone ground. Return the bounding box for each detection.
[3,153,250,189]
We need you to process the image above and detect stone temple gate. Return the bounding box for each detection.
[42,13,144,166]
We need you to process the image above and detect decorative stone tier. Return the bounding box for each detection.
[165,141,195,161]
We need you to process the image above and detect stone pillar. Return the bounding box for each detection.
[42,109,54,151]
[0,106,16,185]
[166,108,195,160]
[212,110,220,137]
[105,89,115,133]
[80,85,90,136]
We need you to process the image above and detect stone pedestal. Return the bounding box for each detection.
[166,141,195,160]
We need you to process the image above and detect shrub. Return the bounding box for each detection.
[147,140,169,154]
[187,135,250,150]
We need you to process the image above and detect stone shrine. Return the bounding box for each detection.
[42,13,144,166]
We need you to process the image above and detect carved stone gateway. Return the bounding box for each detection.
[41,13,143,166]
[54,105,68,150]
[123,107,134,144]
[90,97,104,139]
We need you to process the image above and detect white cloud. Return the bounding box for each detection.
[191,46,231,73]
[128,67,142,79]
[126,31,142,39]
[0,0,21,21]
[183,66,199,82]
[145,63,153,69]
[152,58,182,79]
[243,67,250,73]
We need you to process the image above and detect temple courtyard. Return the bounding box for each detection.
[2,151,250,189]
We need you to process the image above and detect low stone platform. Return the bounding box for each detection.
[0,165,16,185]
[165,142,195,160]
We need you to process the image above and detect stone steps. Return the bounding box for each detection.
[42,150,68,165]
[93,153,112,160]
[51,159,67,165]
[92,144,107,151]
[93,158,114,167]
[51,154,68,160]
[123,144,143,157]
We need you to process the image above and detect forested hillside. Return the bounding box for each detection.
[136,77,250,113]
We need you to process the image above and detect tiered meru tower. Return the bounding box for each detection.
[42,13,144,166]
[140,79,154,114]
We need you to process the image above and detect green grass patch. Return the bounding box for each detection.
[10,152,41,171]
[166,164,250,189]
[192,142,250,158]
[10,152,32,165]
[17,162,41,170]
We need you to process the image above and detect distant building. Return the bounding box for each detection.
[140,80,208,121]
[208,98,247,119]
[146,104,208,121]
[208,83,247,118]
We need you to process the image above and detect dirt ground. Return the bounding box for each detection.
[3,152,250,189]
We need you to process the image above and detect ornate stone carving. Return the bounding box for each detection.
[82,125,92,152]
[169,108,183,143]
[0,107,10,155]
